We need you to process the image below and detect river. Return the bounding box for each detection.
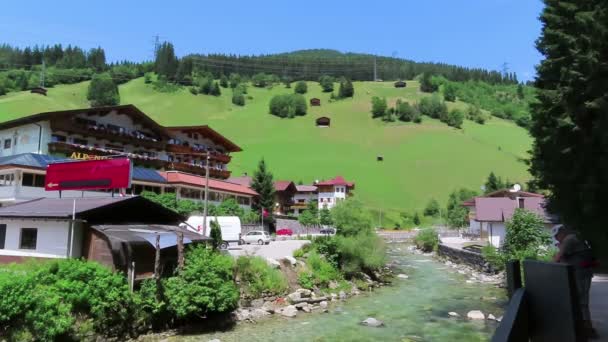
[162,243,507,341]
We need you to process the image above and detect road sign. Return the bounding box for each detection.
[45,158,132,191]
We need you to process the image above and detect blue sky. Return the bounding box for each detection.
[0,0,544,81]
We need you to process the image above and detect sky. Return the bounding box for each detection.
[0,0,544,81]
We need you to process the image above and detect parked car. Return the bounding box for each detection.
[276,228,293,236]
[320,227,336,235]
[241,230,271,245]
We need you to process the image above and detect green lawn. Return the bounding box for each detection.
[0,78,532,225]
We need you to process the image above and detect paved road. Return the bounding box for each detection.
[227,240,310,260]
[591,274,608,338]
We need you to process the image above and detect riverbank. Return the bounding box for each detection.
[136,242,507,341]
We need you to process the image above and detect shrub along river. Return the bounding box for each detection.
[160,243,507,341]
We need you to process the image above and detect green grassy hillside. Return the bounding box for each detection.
[0,79,532,224]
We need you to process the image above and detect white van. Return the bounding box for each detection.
[183,216,242,249]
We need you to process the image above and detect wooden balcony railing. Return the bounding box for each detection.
[166,144,232,163]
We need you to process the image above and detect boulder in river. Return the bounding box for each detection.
[467,310,485,320]
[279,305,298,318]
[320,301,328,309]
[283,256,297,266]
[397,274,409,279]
[448,312,460,318]
[250,298,264,308]
[360,317,385,327]
[266,258,281,268]
[339,291,347,300]
[487,314,497,321]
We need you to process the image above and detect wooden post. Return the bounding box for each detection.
[154,234,161,280]
[177,232,184,271]
[506,260,522,299]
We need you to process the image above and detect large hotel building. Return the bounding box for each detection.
[0,105,257,208]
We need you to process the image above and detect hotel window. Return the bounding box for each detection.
[51,134,67,143]
[3,139,11,149]
[19,228,37,250]
[72,138,88,146]
[0,224,5,249]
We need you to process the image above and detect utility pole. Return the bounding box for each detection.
[373,56,377,81]
[501,62,510,77]
[40,60,45,88]
[202,154,210,236]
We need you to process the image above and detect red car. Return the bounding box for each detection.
[276,228,293,236]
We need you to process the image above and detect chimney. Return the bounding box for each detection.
[518,198,524,209]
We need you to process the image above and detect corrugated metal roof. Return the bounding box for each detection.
[0,197,133,218]
[161,171,257,196]
[0,153,166,183]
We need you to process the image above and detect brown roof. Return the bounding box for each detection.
[473,197,551,223]
[165,125,242,152]
[160,171,258,196]
[226,176,252,187]
[274,180,297,193]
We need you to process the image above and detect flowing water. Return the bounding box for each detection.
[166,243,507,341]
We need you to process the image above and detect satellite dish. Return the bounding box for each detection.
[509,184,522,192]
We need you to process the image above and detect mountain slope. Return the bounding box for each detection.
[0,78,532,223]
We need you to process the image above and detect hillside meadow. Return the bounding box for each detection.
[0,78,532,226]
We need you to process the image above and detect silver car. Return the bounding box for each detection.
[241,230,271,245]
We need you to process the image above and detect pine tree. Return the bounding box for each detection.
[413,212,421,226]
[484,172,502,193]
[219,74,228,88]
[338,78,354,98]
[251,159,275,216]
[155,41,178,81]
[210,219,223,250]
[530,0,608,248]
[210,81,221,96]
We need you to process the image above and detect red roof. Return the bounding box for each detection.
[160,171,258,196]
[473,197,551,223]
[227,176,252,187]
[296,185,317,192]
[316,175,354,188]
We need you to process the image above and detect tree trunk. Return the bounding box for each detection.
[154,234,161,281]
[177,232,184,270]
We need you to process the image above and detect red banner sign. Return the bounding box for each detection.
[45,158,132,191]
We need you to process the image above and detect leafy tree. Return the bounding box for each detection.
[252,73,271,87]
[232,89,245,106]
[446,109,464,128]
[332,199,373,236]
[417,95,448,119]
[209,81,221,96]
[382,107,396,122]
[219,74,228,88]
[229,73,241,88]
[446,188,477,228]
[338,78,354,98]
[413,212,421,226]
[140,191,201,215]
[87,73,120,107]
[294,81,308,94]
[503,209,551,258]
[395,99,418,122]
[144,72,153,84]
[443,83,457,101]
[269,94,307,118]
[424,199,440,217]
[298,210,318,231]
[484,172,505,193]
[516,83,525,99]
[209,219,223,250]
[250,159,275,217]
[216,198,245,217]
[154,42,178,80]
[320,207,333,226]
[420,72,438,92]
[319,75,334,92]
[529,0,608,249]
[466,105,486,124]
[371,96,388,118]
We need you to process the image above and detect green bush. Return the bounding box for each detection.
[133,279,168,330]
[414,228,439,252]
[210,219,223,250]
[502,209,552,259]
[294,81,307,94]
[335,234,386,276]
[332,199,373,237]
[446,109,464,128]
[423,198,440,217]
[417,95,448,119]
[87,73,120,107]
[236,256,288,297]
[481,245,506,271]
[298,251,341,288]
[163,246,238,320]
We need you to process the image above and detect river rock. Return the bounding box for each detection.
[297,288,312,298]
[250,308,271,320]
[397,274,409,279]
[234,308,251,321]
[448,312,460,318]
[208,339,221,342]
[329,280,339,289]
[331,293,338,301]
[339,291,347,300]
[279,305,298,318]
[497,316,503,322]
[287,292,301,302]
[250,298,264,308]
[360,317,385,327]
[488,314,497,321]
[467,310,485,320]
[351,286,360,296]
[283,256,297,266]
[302,304,312,313]
[320,301,328,309]
[266,258,281,268]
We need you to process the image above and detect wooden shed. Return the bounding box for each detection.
[310,98,321,106]
[316,117,331,127]
[30,87,48,96]
[394,81,407,88]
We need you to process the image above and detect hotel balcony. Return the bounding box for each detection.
[166,144,232,163]
[51,120,165,150]
[48,142,231,179]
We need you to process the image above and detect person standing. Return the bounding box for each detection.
[553,225,599,339]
